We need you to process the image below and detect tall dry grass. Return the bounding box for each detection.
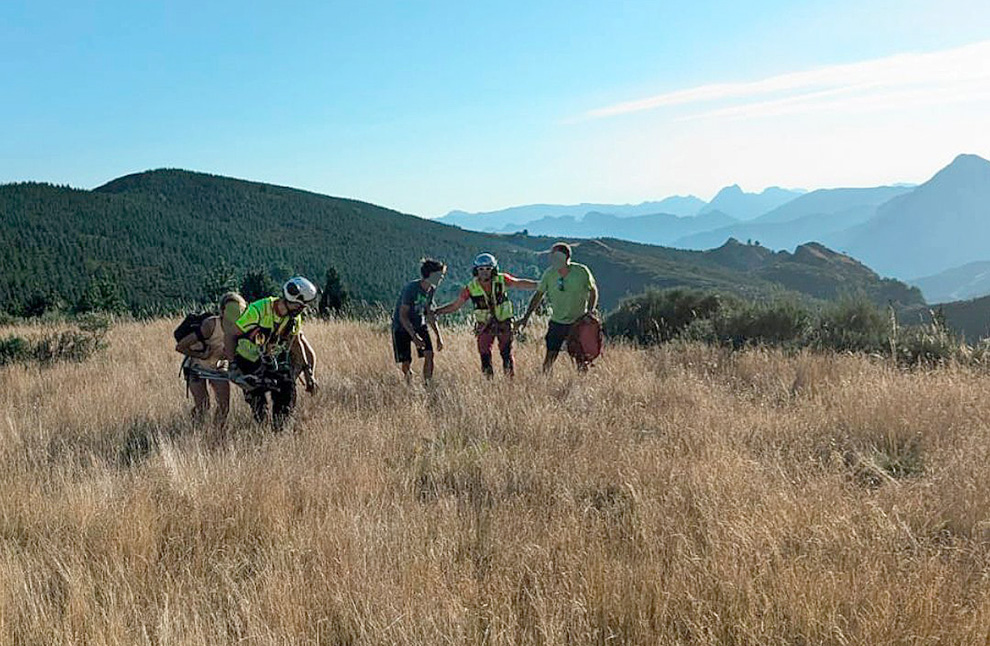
[2,318,990,644]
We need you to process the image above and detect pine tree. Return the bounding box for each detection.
[74,273,126,314]
[201,260,238,306]
[319,266,349,316]
[240,269,279,303]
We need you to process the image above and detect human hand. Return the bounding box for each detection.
[304,375,319,395]
[414,335,427,351]
[436,336,444,352]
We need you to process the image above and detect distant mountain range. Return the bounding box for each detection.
[494,210,738,247]
[909,262,990,304]
[0,170,922,317]
[441,154,990,304]
[674,186,913,250]
[698,185,805,221]
[439,195,706,231]
[829,154,990,280]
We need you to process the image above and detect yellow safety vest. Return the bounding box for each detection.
[466,274,513,323]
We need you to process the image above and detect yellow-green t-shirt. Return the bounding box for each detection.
[538,263,596,324]
[234,297,301,361]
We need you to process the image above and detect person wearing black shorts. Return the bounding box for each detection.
[517,242,599,373]
[392,259,446,384]
[544,320,574,354]
[392,323,434,364]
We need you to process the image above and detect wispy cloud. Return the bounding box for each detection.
[585,40,990,121]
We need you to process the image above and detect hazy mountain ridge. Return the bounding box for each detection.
[698,185,806,220]
[830,155,990,279]
[751,186,913,224]
[910,261,990,303]
[494,209,738,246]
[440,195,707,231]
[674,186,913,251]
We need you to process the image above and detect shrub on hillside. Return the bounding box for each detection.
[0,316,110,367]
[20,290,64,318]
[894,309,965,366]
[811,297,891,354]
[714,299,810,349]
[605,289,725,344]
[0,335,29,365]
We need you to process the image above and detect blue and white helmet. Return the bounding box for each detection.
[473,253,498,270]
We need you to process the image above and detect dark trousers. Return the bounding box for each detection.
[235,356,297,431]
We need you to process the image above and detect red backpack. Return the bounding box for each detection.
[567,314,603,366]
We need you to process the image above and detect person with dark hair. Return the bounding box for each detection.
[392,258,446,384]
[433,252,538,377]
[517,242,600,373]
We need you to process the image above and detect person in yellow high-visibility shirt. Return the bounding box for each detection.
[434,253,538,377]
[224,276,319,431]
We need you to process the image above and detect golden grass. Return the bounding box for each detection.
[2,318,990,644]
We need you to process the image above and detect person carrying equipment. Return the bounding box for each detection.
[174,292,247,428]
[433,253,537,377]
[392,259,446,385]
[224,276,319,432]
[517,242,601,373]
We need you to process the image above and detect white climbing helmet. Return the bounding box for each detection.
[473,253,498,270]
[282,276,318,305]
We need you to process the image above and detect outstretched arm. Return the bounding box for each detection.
[517,289,544,329]
[433,292,469,315]
[509,277,539,290]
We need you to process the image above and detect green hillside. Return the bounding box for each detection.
[913,295,990,342]
[0,170,924,315]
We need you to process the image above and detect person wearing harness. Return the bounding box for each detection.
[224,276,319,431]
[517,242,600,373]
[433,253,538,377]
[175,292,247,427]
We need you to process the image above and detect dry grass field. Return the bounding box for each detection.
[3,318,990,644]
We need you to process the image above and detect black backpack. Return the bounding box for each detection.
[173,312,214,348]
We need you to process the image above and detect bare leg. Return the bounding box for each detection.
[423,351,435,385]
[189,379,210,423]
[400,361,412,385]
[211,380,231,428]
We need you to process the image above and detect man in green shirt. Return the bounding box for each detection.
[224,276,319,431]
[517,242,599,373]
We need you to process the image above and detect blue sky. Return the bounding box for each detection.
[3,0,990,216]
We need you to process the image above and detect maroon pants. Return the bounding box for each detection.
[476,320,513,376]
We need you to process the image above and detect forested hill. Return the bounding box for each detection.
[1,171,540,313]
[0,169,924,315]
